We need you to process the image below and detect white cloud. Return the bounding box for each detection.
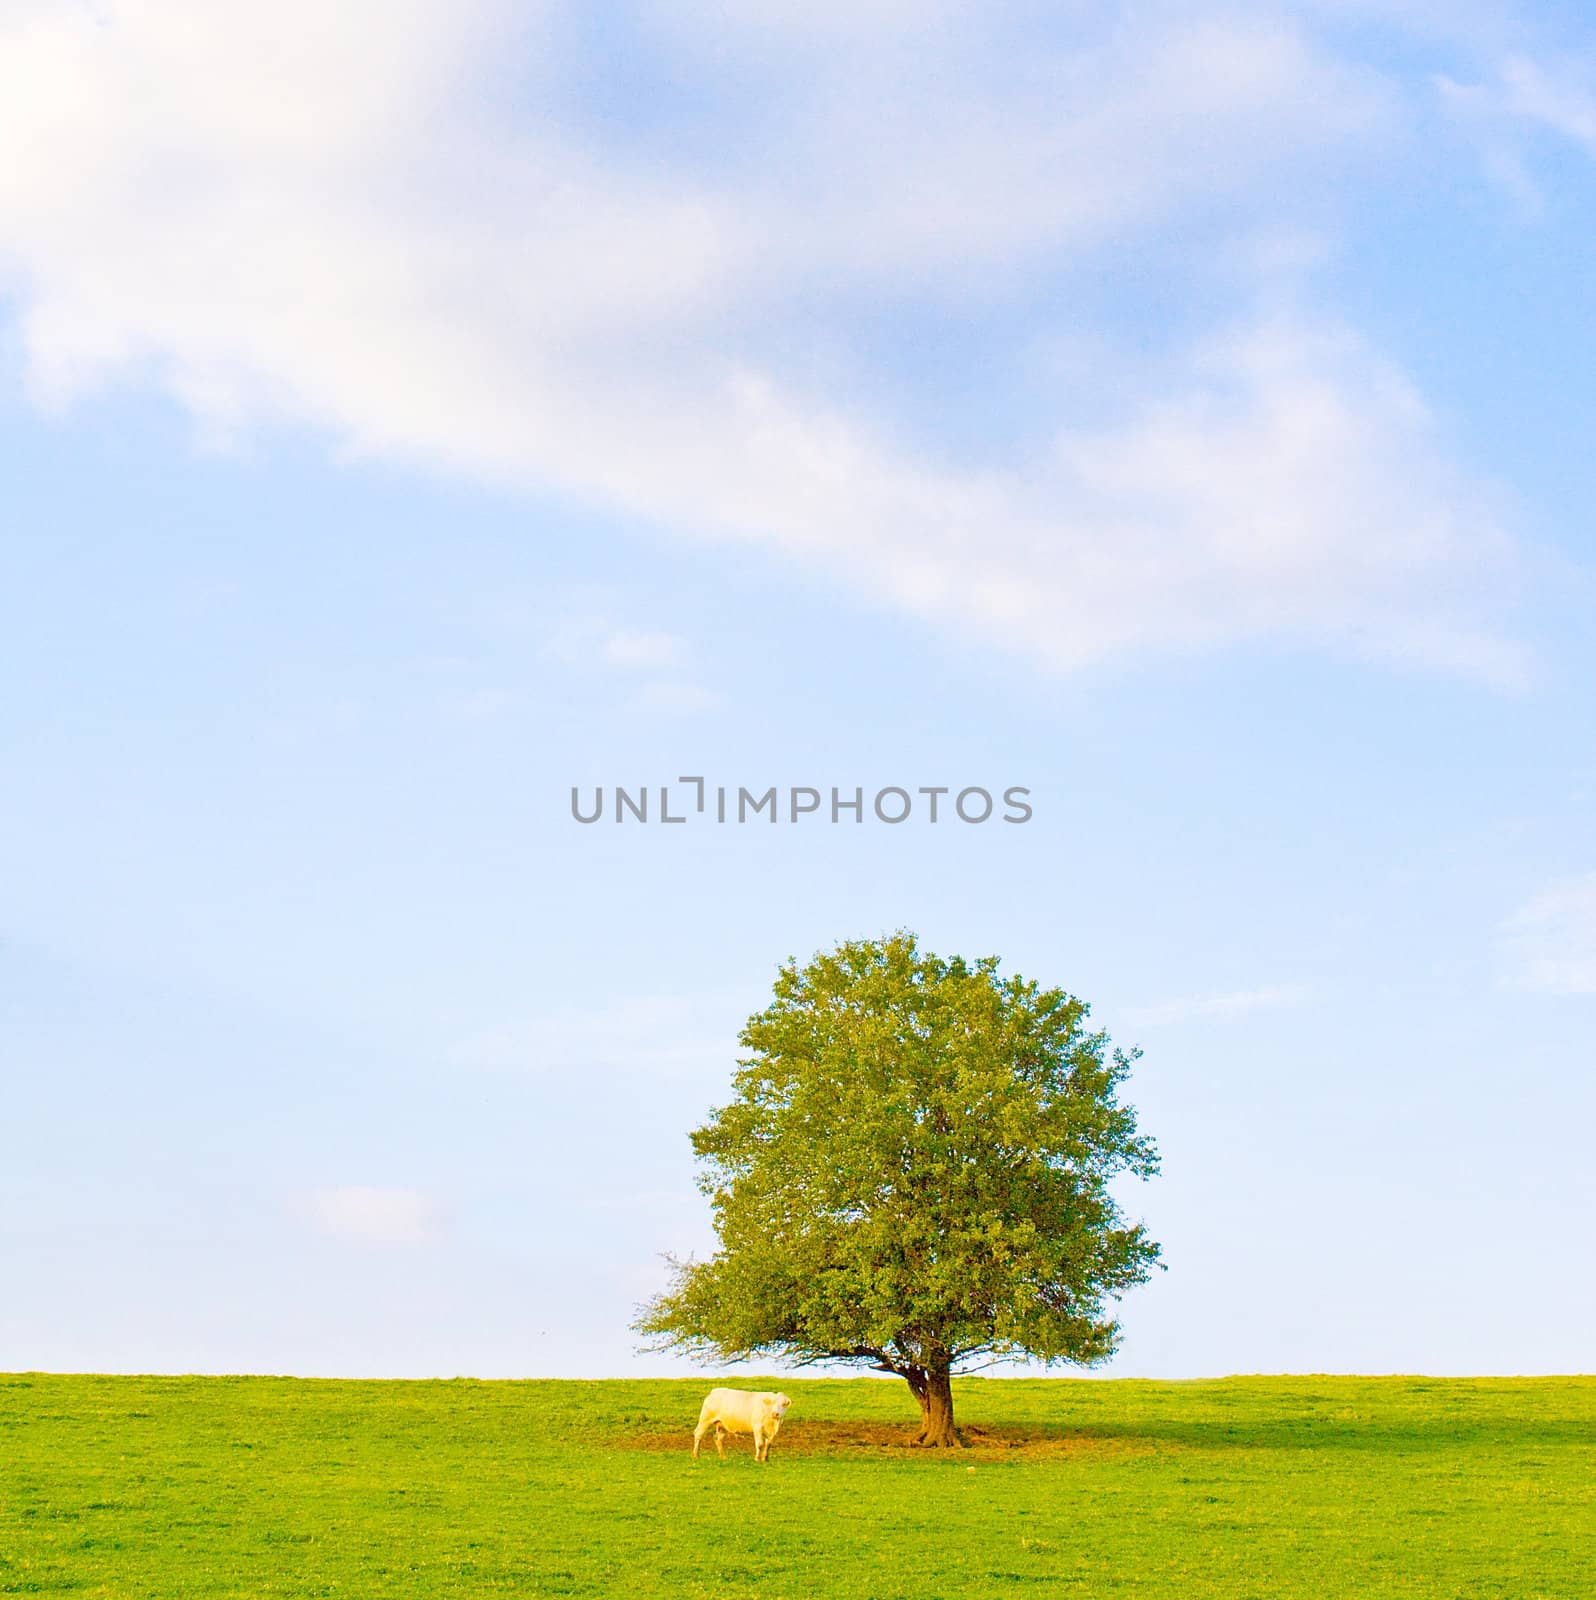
[0,1,1524,679]
[647,10,1394,277]
[1500,874,1596,995]
[304,1186,446,1245]
[1125,984,1312,1029]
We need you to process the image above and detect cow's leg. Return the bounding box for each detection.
[714,1422,727,1458]
[692,1413,713,1459]
[753,1424,766,1462]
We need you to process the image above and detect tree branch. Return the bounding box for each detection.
[790,1345,891,1371]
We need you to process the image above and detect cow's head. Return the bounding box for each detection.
[771,1392,792,1417]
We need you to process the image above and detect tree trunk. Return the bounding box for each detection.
[906,1358,963,1448]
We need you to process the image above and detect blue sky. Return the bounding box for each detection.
[3,0,1594,1378]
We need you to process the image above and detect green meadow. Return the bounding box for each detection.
[2,1373,1591,1597]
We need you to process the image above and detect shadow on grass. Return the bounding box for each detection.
[615,1421,1170,1460]
[614,1409,1596,1460]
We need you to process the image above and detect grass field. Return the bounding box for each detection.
[3,1372,1592,1597]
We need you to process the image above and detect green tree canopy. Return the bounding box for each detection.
[636,932,1162,1446]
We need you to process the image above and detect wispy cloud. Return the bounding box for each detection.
[452,992,745,1078]
[1124,984,1312,1029]
[1438,52,1596,215]
[303,1185,446,1245]
[0,2,1525,680]
[541,619,682,671]
[602,630,685,670]
[541,618,717,710]
[1450,55,1596,155]
[1500,874,1596,995]
[636,680,723,715]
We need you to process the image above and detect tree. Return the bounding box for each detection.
[636,931,1161,1447]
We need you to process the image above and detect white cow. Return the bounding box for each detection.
[691,1388,793,1462]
